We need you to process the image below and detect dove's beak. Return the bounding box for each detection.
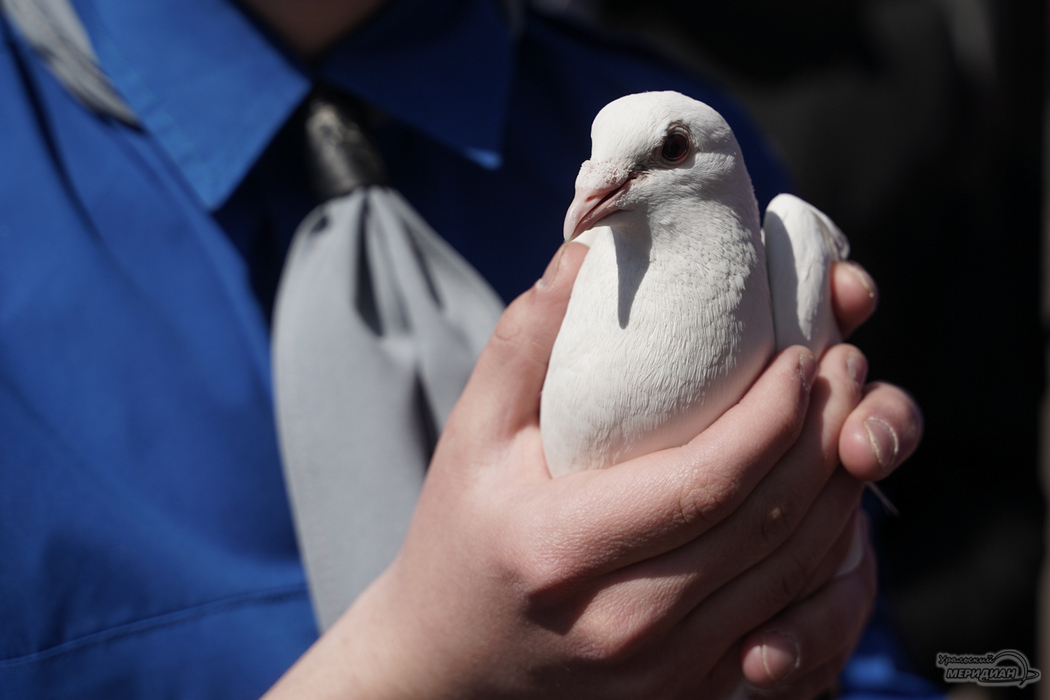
[563,175,632,241]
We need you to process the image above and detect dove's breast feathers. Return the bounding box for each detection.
[541,198,775,475]
[540,91,849,478]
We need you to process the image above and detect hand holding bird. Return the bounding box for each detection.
[270,93,923,700]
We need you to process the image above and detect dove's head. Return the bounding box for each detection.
[564,91,752,240]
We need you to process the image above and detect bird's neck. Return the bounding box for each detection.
[615,193,762,257]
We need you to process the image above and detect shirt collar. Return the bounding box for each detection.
[73,0,515,210]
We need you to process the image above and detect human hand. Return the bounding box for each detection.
[731,260,922,698]
[265,245,920,698]
[830,260,923,483]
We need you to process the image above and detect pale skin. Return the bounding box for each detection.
[241,2,924,697]
[264,246,920,699]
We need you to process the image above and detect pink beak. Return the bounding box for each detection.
[562,176,632,241]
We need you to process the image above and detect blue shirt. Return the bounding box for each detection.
[0,0,939,697]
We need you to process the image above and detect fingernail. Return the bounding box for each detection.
[846,261,878,302]
[864,416,900,476]
[536,245,566,291]
[846,352,868,387]
[798,352,816,392]
[834,517,866,579]
[754,631,800,682]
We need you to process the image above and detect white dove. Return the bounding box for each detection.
[541,91,849,477]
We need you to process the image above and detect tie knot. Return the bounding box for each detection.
[304,88,387,201]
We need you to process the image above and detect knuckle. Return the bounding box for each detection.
[504,516,599,610]
[572,607,649,664]
[774,353,811,430]
[774,550,813,606]
[575,627,630,664]
[513,541,576,601]
[483,312,549,383]
[821,594,858,651]
[675,468,741,529]
[821,346,865,410]
[759,502,797,551]
[775,378,811,446]
[490,309,525,348]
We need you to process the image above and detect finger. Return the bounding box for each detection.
[676,465,864,661]
[522,347,818,584]
[739,514,875,690]
[576,637,744,699]
[449,243,589,443]
[629,346,865,655]
[667,642,744,699]
[547,346,864,654]
[838,381,924,482]
[792,505,863,603]
[831,260,878,338]
[691,344,865,580]
[658,345,865,606]
[737,550,873,700]
[742,648,853,700]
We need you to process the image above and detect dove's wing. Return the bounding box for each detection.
[764,197,898,515]
[763,194,850,356]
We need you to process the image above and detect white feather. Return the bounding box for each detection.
[541,92,849,477]
[764,194,849,356]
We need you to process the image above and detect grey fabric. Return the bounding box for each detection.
[273,188,504,630]
[1,0,137,123]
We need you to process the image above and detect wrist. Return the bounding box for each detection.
[263,568,433,699]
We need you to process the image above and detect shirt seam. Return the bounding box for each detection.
[0,584,309,668]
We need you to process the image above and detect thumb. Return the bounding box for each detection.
[449,242,588,442]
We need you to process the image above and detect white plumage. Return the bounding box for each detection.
[541,91,848,477]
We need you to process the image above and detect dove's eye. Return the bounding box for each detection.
[660,130,690,165]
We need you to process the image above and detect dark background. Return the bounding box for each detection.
[539,0,1046,695]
